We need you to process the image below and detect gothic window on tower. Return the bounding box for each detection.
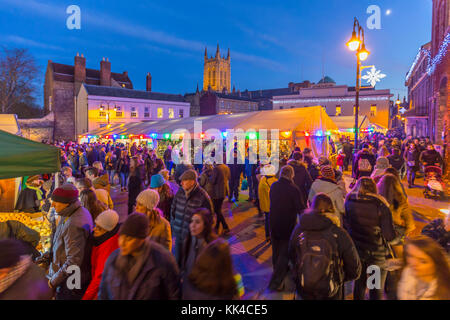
[169,108,174,119]
[157,108,163,118]
[370,105,377,117]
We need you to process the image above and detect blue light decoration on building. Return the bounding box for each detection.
[427,32,449,75]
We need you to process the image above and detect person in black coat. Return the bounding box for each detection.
[289,194,361,300]
[387,147,404,171]
[268,165,306,291]
[353,148,376,179]
[227,146,245,202]
[419,144,443,168]
[127,157,143,215]
[344,177,396,300]
[404,142,420,188]
[287,151,313,201]
[302,148,320,181]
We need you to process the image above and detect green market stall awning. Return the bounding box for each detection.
[0,129,61,179]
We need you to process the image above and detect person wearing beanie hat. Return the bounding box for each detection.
[171,168,213,264]
[135,190,172,251]
[308,165,345,224]
[82,210,120,300]
[150,174,166,189]
[48,183,94,300]
[0,239,52,300]
[99,213,180,300]
[371,156,391,179]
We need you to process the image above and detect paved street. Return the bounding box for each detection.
[110,172,448,300]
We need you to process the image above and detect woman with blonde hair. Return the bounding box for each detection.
[398,235,450,300]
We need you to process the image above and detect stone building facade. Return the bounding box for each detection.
[198,90,258,116]
[43,54,133,141]
[203,44,230,92]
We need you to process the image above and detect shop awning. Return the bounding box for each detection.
[0,129,61,179]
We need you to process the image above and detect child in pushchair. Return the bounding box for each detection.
[423,166,445,200]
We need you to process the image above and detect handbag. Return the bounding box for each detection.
[241,178,248,191]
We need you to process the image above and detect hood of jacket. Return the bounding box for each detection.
[312,178,340,193]
[299,211,338,231]
[346,192,390,208]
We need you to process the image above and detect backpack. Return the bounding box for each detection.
[294,229,341,298]
[358,157,372,172]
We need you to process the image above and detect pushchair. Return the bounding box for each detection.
[423,166,445,200]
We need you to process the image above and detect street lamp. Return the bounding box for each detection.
[346,17,370,154]
[99,101,117,126]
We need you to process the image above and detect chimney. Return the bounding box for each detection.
[100,57,111,86]
[146,73,152,91]
[74,53,86,83]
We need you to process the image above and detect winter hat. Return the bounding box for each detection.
[95,209,119,232]
[375,156,390,169]
[261,164,276,176]
[26,175,41,184]
[119,213,149,239]
[136,189,160,210]
[318,156,330,167]
[180,169,198,181]
[321,165,335,180]
[0,239,26,268]
[150,174,165,188]
[51,183,79,204]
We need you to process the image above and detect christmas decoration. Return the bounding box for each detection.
[361,66,386,87]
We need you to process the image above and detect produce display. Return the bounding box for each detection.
[0,212,52,252]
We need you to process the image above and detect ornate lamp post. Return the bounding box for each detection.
[346,17,370,153]
[99,101,117,126]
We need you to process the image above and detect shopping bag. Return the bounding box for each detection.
[241,178,248,191]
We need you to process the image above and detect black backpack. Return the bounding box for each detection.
[294,229,342,298]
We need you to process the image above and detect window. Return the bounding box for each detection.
[99,123,107,128]
[335,105,341,116]
[280,106,284,109]
[144,107,149,112]
[116,111,123,117]
[131,112,137,118]
[144,112,150,118]
[290,106,295,109]
[179,109,184,118]
[116,106,121,111]
[131,107,136,112]
[168,108,174,119]
[370,105,377,117]
[99,111,106,117]
[157,108,163,118]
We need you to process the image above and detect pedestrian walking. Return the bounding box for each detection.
[135,189,172,251]
[99,213,180,300]
[209,162,230,235]
[287,151,313,202]
[404,143,420,188]
[48,184,94,300]
[344,177,396,300]
[289,194,361,300]
[82,210,120,300]
[258,164,278,241]
[268,165,306,291]
[170,169,214,264]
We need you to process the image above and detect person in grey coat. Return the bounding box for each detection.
[48,184,94,300]
[170,170,214,264]
[209,162,230,234]
[99,213,180,300]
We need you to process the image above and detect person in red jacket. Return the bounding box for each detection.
[82,209,120,300]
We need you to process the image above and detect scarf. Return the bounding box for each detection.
[0,255,32,294]
[115,238,151,286]
[26,186,43,201]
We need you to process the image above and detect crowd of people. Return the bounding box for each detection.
[1,133,449,300]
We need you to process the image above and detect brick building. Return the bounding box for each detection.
[198,89,258,116]
[44,54,133,141]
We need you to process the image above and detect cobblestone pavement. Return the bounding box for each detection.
[110,171,448,300]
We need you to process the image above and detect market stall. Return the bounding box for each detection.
[80,106,340,158]
[0,129,60,252]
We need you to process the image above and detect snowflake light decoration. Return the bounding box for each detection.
[362,66,386,87]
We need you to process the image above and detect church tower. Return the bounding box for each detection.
[203,44,231,92]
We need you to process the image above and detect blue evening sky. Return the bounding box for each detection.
[0,0,431,105]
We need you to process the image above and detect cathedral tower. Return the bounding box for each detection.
[203,44,231,92]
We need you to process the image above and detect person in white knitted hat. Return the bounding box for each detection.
[82,209,120,300]
[135,189,172,251]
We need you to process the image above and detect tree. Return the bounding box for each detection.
[0,47,39,116]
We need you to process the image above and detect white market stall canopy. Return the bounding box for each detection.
[329,115,369,132]
[84,106,339,139]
